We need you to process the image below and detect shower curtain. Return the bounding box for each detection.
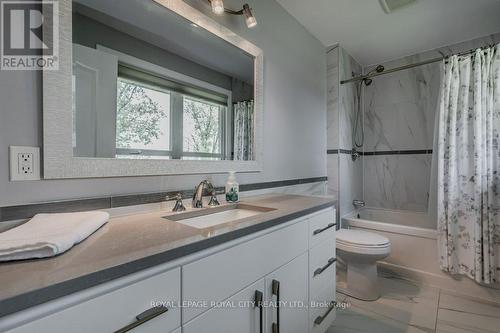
[233,100,254,160]
[436,45,500,284]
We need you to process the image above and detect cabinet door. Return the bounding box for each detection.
[183,279,265,333]
[182,220,307,323]
[266,252,308,333]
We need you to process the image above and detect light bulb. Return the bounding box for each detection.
[243,4,257,28]
[245,15,257,28]
[211,0,224,15]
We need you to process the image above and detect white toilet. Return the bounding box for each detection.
[336,229,391,301]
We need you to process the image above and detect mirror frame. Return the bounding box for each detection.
[42,0,263,179]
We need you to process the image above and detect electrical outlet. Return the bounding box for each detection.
[10,146,40,181]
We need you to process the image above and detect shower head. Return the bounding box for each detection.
[367,65,385,76]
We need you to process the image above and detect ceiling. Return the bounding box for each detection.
[74,0,254,84]
[276,0,500,66]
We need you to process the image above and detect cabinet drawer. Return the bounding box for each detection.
[183,279,265,333]
[309,239,336,301]
[309,299,336,333]
[6,268,181,333]
[182,220,308,323]
[308,208,336,248]
[309,241,336,333]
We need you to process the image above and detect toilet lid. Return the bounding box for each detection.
[337,229,390,247]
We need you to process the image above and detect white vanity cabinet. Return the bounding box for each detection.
[182,207,336,333]
[1,207,336,333]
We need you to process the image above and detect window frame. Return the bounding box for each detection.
[114,61,232,161]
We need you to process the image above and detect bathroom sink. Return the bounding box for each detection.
[164,204,275,229]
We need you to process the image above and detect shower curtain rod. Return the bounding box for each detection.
[340,44,497,85]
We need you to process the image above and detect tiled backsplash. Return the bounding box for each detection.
[0,177,327,222]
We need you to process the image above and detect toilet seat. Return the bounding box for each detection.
[336,229,390,255]
[337,229,390,246]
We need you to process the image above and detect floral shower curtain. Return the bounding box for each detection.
[233,100,254,160]
[437,45,500,284]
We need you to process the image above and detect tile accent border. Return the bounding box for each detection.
[363,149,433,156]
[327,149,433,155]
[0,177,327,222]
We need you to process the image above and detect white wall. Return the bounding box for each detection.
[0,0,326,206]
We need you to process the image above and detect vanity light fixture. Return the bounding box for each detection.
[210,0,225,14]
[242,4,257,28]
[206,0,257,28]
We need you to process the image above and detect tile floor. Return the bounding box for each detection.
[329,272,500,333]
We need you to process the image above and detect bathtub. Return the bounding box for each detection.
[341,207,500,301]
[342,207,438,281]
[342,207,437,239]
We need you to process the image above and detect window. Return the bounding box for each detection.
[115,77,171,159]
[183,97,223,160]
[115,65,229,160]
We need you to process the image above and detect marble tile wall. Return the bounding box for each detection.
[339,153,363,216]
[339,48,362,150]
[364,154,431,211]
[339,48,363,218]
[326,46,363,218]
[326,47,340,210]
[327,46,340,151]
[363,33,500,212]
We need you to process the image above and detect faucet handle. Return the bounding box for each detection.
[352,199,365,208]
[166,193,186,212]
[208,190,220,207]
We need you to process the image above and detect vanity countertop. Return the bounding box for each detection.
[0,194,335,318]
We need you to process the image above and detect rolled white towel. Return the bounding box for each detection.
[0,211,109,262]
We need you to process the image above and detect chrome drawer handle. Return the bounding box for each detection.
[313,223,336,235]
[313,257,336,277]
[113,305,168,333]
[314,301,336,325]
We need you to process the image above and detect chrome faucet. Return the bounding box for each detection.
[192,180,220,208]
[352,199,365,209]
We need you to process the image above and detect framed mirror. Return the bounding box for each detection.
[43,0,263,179]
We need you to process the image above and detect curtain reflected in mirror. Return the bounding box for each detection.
[233,100,254,161]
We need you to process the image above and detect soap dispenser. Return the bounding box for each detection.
[225,171,239,203]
